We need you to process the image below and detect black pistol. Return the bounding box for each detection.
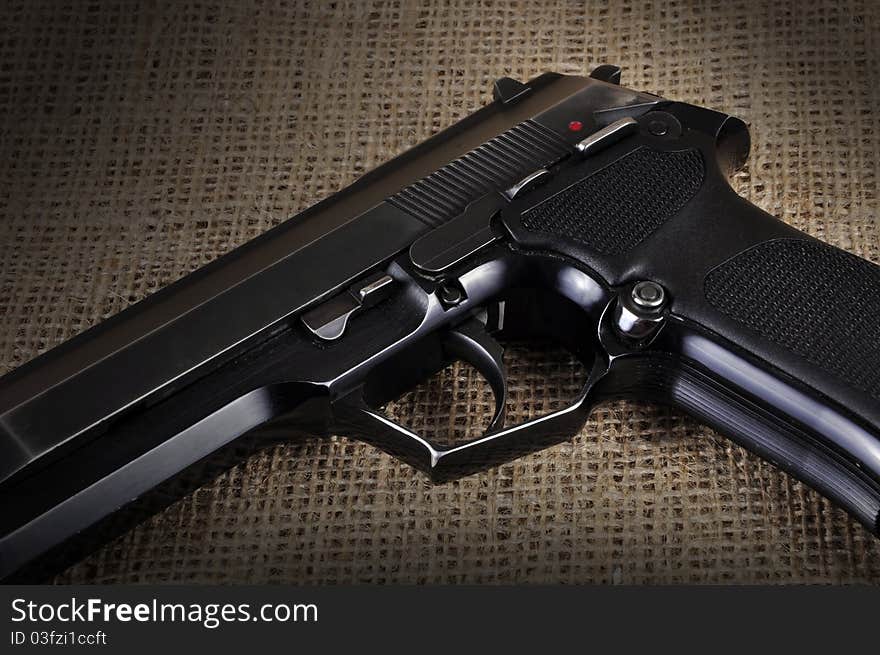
[2,66,879,581]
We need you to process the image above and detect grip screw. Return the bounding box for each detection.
[648,119,668,136]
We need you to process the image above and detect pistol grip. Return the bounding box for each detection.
[500,104,880,533]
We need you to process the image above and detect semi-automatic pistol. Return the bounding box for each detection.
[2,66,879,580]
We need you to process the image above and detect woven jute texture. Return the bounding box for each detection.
[1,0,879,584]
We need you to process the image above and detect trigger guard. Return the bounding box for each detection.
[441,318,508,432]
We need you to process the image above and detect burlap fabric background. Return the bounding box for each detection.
[1,0,878,583]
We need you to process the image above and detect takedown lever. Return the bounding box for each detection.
[301,271,395,341]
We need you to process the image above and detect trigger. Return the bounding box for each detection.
[442,318,508,432]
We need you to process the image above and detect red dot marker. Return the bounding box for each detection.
[568,120,584,132]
